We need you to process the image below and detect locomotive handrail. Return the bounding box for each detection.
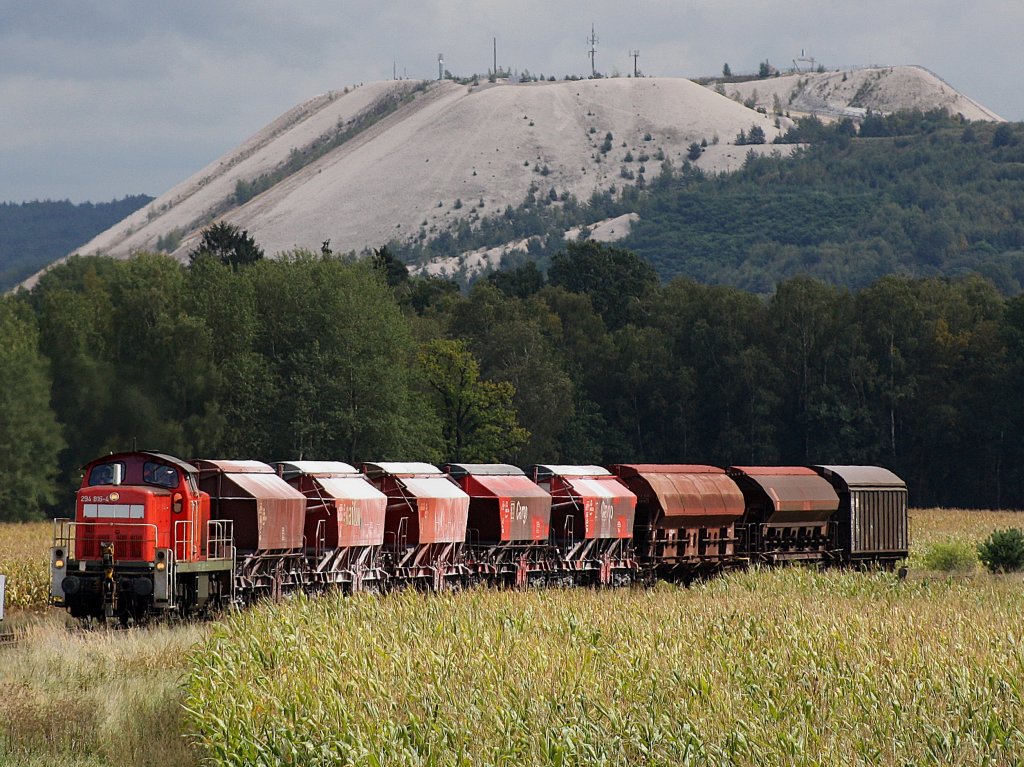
[53,521,160,560]
[206,520,234,560]
[173,519,196,561]
[52,517,74,553]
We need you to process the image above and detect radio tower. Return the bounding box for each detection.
[630,50,640,77]
[587,24,599,77]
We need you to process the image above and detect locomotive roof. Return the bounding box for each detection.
[82,450,200,475]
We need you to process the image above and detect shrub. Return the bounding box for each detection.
[921,539,977,572]
[977,528,1024,573]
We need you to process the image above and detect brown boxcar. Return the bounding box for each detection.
[727,466,840,562]
[610,464,745,578]
[812,465,909,566]
[529,465,637,585]
[362,462,470,589]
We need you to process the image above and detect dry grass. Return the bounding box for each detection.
[908,508,1024,572]
[0,611,206,767]
[909,507,1024,547]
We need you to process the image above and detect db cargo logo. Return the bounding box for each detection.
[511,500,529,523]
[109,492,120,502]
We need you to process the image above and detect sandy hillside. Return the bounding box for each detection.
[36,66,1000,288]
[712,65,1003,121]
[57,77,781,268]
[418,212,640,279]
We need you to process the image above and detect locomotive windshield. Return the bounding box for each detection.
[143,462,179,489]
[87,462,124,486]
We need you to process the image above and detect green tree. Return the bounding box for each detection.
[371,245,410,288]
[0,298,64,519]
[247,253,440,462]
[487,261,545,298]
[449,283,575,463]
[547,241,658,330]
[419,338,528,462]
[188,222,264,270]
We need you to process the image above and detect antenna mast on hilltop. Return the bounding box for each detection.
[587,24,599,77]
[630,49,640,77]
[438,53,444,80]
[793,48,816,73]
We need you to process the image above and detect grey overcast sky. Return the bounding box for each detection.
[1,1,1020,203]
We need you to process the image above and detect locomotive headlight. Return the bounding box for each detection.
[55,557,65,569]
[156,561,166,571]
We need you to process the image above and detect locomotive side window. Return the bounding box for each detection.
[88,462,124,486]
[143,462,179,489]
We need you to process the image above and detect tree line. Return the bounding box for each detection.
[0,196,152,291]
[3,237,1024,520]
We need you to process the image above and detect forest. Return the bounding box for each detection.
[391,116,1024,293]
[2,235,1024,521]
[0,196,152,291]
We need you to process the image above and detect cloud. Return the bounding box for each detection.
[0,0,1019,201]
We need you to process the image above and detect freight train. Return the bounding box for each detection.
[49,451,908,623]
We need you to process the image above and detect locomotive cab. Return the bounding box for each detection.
[51,451,234,623]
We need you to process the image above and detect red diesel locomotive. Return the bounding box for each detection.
[50,452,234,622]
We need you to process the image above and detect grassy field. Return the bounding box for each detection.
[2,509,1023,766]
[0,521,53,611]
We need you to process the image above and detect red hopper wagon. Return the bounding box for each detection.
[194,459,306,601]
[529,465,637,585]
[444,463,554,586]
[277,460,388,592]
[727,466,841,562]
[610,464,745,580]
[362,462,470,590]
